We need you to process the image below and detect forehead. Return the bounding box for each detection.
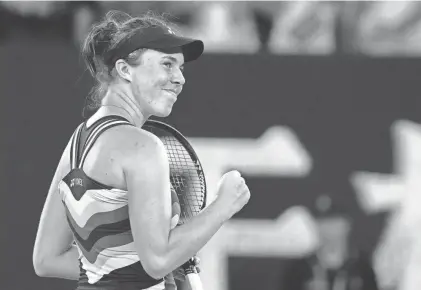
[141,49,185,65]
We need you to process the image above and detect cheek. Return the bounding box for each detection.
[147,66,171,86]
[132,69,171,104]
[153,72,171,89]
[131,74,147,95]
[149,74,172,104]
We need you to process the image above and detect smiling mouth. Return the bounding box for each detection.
[163,89,178,97]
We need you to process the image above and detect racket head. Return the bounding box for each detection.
[142,120,207,224]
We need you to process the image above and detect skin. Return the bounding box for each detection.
[33,47,250,282]
[106,48,186,123]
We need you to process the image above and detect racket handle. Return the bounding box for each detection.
[186,272,204,290]
[183,258,204,290]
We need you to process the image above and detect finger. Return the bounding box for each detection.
[229,170,241,178]
[173,268,186,281]
[237,182,248,192]
[236,178,245,189]
[192,256,200,265]
[174,273,185,282]
[170,214,180,230]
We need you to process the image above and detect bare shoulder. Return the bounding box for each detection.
[118,125,167,171]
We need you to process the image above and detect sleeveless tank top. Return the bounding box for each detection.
[58,116,166,289]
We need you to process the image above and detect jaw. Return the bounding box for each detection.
[132,87,179,118]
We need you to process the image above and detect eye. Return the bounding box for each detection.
[163,62,173,69]
[162,61,184,73]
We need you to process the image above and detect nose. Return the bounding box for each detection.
[171,67,185,86]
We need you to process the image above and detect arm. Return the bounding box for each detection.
[125,131,230,279]
[32,141,80,280]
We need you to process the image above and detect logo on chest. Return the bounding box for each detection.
[70,178,84,188]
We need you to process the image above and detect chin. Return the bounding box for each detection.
[153,106,173,118]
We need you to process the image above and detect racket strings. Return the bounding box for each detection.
[161,136,205,223]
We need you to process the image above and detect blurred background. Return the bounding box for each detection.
[2,1,421,290]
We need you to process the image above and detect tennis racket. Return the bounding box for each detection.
[142,119,206,290]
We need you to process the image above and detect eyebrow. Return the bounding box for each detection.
[162,56,184,66]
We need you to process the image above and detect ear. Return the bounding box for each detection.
[115,59,132,82]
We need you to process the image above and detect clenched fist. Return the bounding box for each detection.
[214,170,250,219]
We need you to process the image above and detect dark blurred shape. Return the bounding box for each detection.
[252,9,273,54]
[335,1,370,55]
[0,1,100,46]
[279,195,379,290]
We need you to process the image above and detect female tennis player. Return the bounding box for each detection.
[32,10,250,290]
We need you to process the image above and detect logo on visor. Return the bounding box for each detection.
[167,27,176,35]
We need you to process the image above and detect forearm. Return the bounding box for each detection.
[164,201,228,274]
[38,244,80,280]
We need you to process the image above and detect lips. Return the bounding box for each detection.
[163,88,181,96]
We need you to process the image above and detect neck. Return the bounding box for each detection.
[101,85,148,128]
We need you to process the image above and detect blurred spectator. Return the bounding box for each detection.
[182,2,260,54]
[0,1,100,47]
[279,195,379,290]
[245,2,282,54]
[4,1,421,57]
[355,1,421,56]
[268,2,338,55]
[81,1,262,54]
[336,1,370,55]
[71,2,101,47]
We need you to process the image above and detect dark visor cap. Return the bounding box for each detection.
[105,26,204,67]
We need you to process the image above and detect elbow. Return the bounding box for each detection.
[33,253,51,277]
[142,257,168,280]
[33,258,48,277]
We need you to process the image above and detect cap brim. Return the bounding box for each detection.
[146,35,204,62]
